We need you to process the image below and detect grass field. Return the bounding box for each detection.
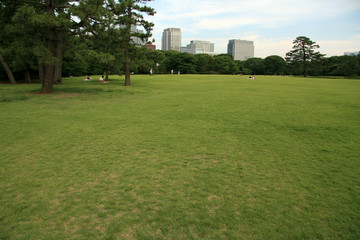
[0,75,359,239]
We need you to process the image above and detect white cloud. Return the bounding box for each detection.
[318,34,360,56]
[252,35,360,58]
[254,38,294,58]
[147,0,360,57]
[150,0,360,30]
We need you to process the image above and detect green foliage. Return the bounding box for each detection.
[339,56,360,76]
[245,57,265,75]
[194,54,212,73]
[235,60,251,75]
[0,0,156,89]
[164,51,196,74]
[264,55,286,75]
[286,36,325,77]
[212,54,239,74]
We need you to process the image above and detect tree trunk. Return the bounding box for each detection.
[302,45,307,77]
[41,0,56,94]
[105,69,109,81]
[0,53,16,84]
[42,29,55,93]
[24,69,31,82]
[53,40,63,84]
[124,5,132,86]
[125,44,130,86]
[38,59,44,84]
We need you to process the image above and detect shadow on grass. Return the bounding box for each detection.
[54,87,107,93]
[0,95,29,103]
[1,79,137,103]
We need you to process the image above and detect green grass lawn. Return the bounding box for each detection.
[0,75,359,239]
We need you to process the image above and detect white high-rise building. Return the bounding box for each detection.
[119,25,144,46]
[227,39,254,60]
[182,40,215,55]
[162,28,181,52]
[130,25,144,46]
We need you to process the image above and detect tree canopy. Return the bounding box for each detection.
[286,36,325,77]
[0,0,155,91]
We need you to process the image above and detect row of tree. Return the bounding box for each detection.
[65,46,360,77]
[0,0,155,93]
[1,1,359,91]
[3,40,359,83]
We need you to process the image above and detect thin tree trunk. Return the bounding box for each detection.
[41,0,56,94]
[0,53,16,84]
[53,8,64,85]
[42,29,55,93]
[38,59,44,84]
[302,45,307,77]
[24,69,31,82]
[53,40,63,84]
[125,45,130,86]
[105,69,109,81]
[124,5,132,86]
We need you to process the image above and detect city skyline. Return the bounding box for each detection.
[146,0,360,58]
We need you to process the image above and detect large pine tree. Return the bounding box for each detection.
[117,0,155,86]
[286,36,325,77]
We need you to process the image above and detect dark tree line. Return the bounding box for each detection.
[2,43,359,81]
[86,47,359,77]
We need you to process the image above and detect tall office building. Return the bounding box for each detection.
[227,39,254,60]
[119,25,144,46]
[162,28,181,51]
[182,40,215,55]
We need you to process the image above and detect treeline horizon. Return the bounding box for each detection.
[1,47,359,82]
[1,1,359,85]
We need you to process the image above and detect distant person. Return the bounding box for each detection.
[150,68,153,75]
[99,75,104,83]
[178,70,180,75]
[83,75,92,81]
[171,69,174,74]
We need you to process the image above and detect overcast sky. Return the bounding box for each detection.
[145,0,360,58]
